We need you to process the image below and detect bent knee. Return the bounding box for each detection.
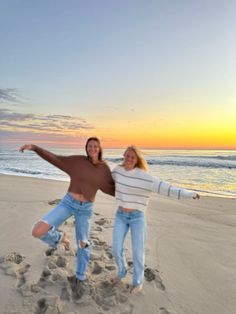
[32,221,50,238]
[32,228,42,238]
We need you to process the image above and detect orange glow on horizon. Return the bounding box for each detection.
[2,136,235,150]
[1,116,235,150]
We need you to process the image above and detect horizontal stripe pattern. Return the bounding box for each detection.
[112,166,196,212]
[116,189,149,199]
[116,181,151,192]
[112,170,153,183]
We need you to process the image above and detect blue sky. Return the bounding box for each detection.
[0,0,235,148]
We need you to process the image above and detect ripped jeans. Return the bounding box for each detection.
[38,192,93,281]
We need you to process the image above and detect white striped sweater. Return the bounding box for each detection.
[112,165,197,212]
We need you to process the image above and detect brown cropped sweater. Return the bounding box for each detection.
[34,146,115,201]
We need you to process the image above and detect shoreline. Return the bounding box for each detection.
[1,172,235,200]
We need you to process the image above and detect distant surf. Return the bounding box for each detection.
[0,147,235,198]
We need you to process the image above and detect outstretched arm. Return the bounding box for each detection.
[19,144,71,174]
[152,177,200,200]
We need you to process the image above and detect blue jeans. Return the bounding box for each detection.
[38,192,93,281]
[112,208,146,286]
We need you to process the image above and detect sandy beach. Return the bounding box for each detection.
[0,173,235,314]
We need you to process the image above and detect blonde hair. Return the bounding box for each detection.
[122,146,148,171]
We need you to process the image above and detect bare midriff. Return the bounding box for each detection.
[120,207,135,212]
[69,192,91,202]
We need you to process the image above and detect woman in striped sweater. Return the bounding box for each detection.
[111,146,200,294]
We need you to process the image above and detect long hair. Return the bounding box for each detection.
[122,146,148,171]
[85,137,103,161]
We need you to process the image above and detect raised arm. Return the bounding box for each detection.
[152,176,200,200]
[19,144,72,174]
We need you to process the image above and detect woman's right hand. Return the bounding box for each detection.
[19,144,36,152]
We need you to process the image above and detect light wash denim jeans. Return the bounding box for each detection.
[38,192,93,281]
[112,207,146,286]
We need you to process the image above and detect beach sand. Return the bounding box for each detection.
[0,173,235,314]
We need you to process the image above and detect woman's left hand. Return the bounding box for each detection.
[193,193,200,200]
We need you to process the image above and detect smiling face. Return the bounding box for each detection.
[123,149,138,170]
[86,139,101,162]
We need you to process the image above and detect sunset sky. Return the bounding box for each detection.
[0,0,235,149]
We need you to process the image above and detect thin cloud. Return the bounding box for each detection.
[46,114,75,120]
[0,121,64,132]
[0,129,85,142]
[0,109,35,121]
[0,88,21,103]
[0,109,94,136]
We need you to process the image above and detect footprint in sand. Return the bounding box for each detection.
[16,264,31,295]
[93,238,107,246]
[67,275,90,304]
[103,247,113,260]
[93,280,131,311]
[0,252,25,265]
[90,250,103,261]
[17,263,31,275]
[45,244,74,258]
[144,267,165,290]
[105,264,116,271]
[67,274,131,311]
[92,280,117,311]
[16,273,27,289]
[2,244,132,313]
[47,259,58,270]
[55,256,67,268]
[92,261,104,275]
[95,218,107,226]
[60,284,71,301]
[45,247,57,257]
[115,292,129,304]
[0,252,31,292]
[41,268,51,279]
[158,307,171,314]
[48,199,61,205]
[38,273,53,289]
[94,217,112,228]
[91,237,102,246]
[35,297,48,314]
[120,304,134,314]
[35,296,64,314]
[94,225,103,232]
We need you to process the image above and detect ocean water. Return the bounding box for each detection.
[0,146,235,198]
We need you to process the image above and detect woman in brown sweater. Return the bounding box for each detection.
[20,137,115,283]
